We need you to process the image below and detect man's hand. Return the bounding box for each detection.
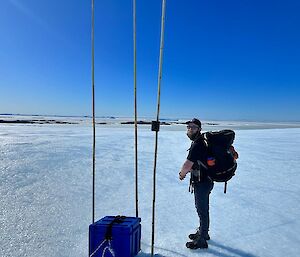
[179,170,187,180]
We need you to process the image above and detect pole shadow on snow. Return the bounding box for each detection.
[138,244,188,257]
[153,246,189,257]
[138,253,167,257]
[205,240,258,257]
[138,249,187,257]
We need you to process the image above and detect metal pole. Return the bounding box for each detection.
[133,0,139,218]
[151,0,167,256]
[91,0,96,224]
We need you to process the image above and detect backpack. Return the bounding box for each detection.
[202,130,239,192]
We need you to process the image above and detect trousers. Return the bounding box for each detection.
[193,178,214,236]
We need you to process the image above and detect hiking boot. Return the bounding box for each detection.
[186,237,208,249]
[188,229,210,241]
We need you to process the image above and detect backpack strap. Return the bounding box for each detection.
[197,160,208,170]
[224,182,227,194]
[202,132,208,147]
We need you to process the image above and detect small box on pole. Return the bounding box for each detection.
[151,121,160,132]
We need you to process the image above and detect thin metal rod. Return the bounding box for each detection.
[91,0,96,224]
[151,0,167,256]
[154,0,166,123]
[151,132,159,257]
[133,0,139,218]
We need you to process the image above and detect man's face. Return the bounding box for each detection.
[186,123,200,140]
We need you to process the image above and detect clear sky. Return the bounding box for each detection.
[0,0,299,121]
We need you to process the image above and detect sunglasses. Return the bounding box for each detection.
[187,125,199,130]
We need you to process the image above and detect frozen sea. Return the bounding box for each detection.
[1,122,300,257]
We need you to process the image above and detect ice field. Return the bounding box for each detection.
[1,123,300,257]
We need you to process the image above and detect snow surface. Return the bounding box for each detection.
[1,124,300,257]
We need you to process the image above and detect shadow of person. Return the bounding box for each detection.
[206,240,258,257]
[137,240,258,257]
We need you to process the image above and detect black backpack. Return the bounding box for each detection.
[202,130,238,192]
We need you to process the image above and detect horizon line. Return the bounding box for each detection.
[1,113,300,123]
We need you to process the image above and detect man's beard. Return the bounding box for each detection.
[187,131,199,141]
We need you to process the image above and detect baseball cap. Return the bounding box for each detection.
[186,118,202,128]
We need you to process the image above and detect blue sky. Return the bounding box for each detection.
[0,0,299,121]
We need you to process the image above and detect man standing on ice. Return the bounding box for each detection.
[179,118,214,249]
